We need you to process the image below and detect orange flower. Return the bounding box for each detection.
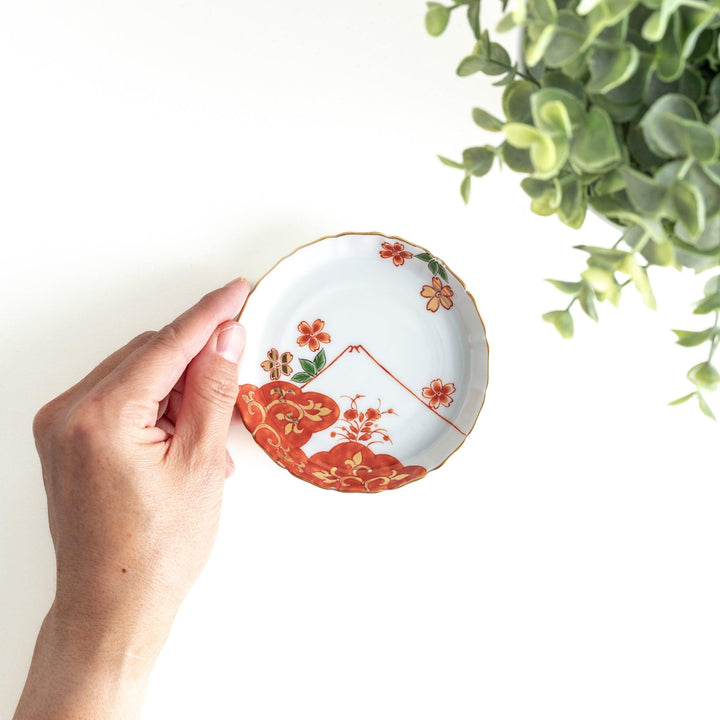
[420,276,454,312]
[422,379,456,409]
[297,319,331,352]
[260,348,293,380]
[379,241,413,267]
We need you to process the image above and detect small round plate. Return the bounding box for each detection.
[236,231,488,493]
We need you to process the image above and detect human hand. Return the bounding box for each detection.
[14,277,251,720]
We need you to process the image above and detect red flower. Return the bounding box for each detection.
[297,319,331,353]
[420,276,454,312]
[422,379,456,409]
[364,407,381,421]
[379,241,413,267]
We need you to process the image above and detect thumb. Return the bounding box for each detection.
[172,320,246,470]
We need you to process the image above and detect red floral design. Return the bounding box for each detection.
[301,442,426,493]
[420,277,454,312]
[297,319,331,353]
[260,348,293,379]
[331,395,395,446]
[236,382,427,493]
[237,381,339,450]
[421,379,456,409]
[380,241,413,267]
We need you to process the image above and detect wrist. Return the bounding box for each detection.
[13,603,168,720]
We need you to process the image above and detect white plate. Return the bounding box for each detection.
[236,231,488,492]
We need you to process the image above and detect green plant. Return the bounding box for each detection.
[427,0,720,417]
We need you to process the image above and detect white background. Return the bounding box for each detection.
[1,2,718,718]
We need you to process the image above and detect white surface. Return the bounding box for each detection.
[238,232,488,474]
[0,2,718,719]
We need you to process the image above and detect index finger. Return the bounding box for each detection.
[103,277,251,424]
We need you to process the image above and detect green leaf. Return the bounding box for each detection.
[581,266,616,295]
[467,0,480,39]
[557,175,586,229]
[502,80,535,123]
[579,284,599,321]
[521,177,562,215]
[668,391,696,406]
[621,168,668,216]
[438,155,465,170]
[425,4,450,36]
[641,94,719,163]
[698,394,716,420]
[299,358,317,376]
[525,24,556,67]
[429,259,439,275]
[546,279,583,294]
[500,142,534,172]
[314,348,326,371]
[544,10,587,66]
[542,310,574,338]
[436,264,448,281]
[415,253,433,262]
[458,38,513,77]
[575,245,628,263]
[462,146,495,177]
[586,44,639,94]
[704,276,720,297]
[460,175,471,204]
[570,106,622,173]
[457,55,486,76]
[684,163,720,218]
[472,107,504,132]
[504,123,565,178]
[290,372,313,384]
[533,0,558,24]
[535,100,573,137]
[496,12,516,33]
[618,255,656,310]
[672,179,705,238]
[672,328,715,347]
[577,0,602,13]
[687,361,720,391]
[693,293,720,314]
[655,13,683,82]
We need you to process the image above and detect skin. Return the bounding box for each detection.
[13,277,251,719]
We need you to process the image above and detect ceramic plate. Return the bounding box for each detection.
[236,231,488,493]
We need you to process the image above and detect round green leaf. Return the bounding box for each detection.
[687,361,720,391]
[544,10,587,66]
[463,146,495,177]
[542,310,574,338]
[570,106,622,173]
[502,80,536,123]
[425,4,450,36]
[586,44,639,94]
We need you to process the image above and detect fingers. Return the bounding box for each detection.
[170,321,246,475]
[44,332,156,413]
[103,278,250,428]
